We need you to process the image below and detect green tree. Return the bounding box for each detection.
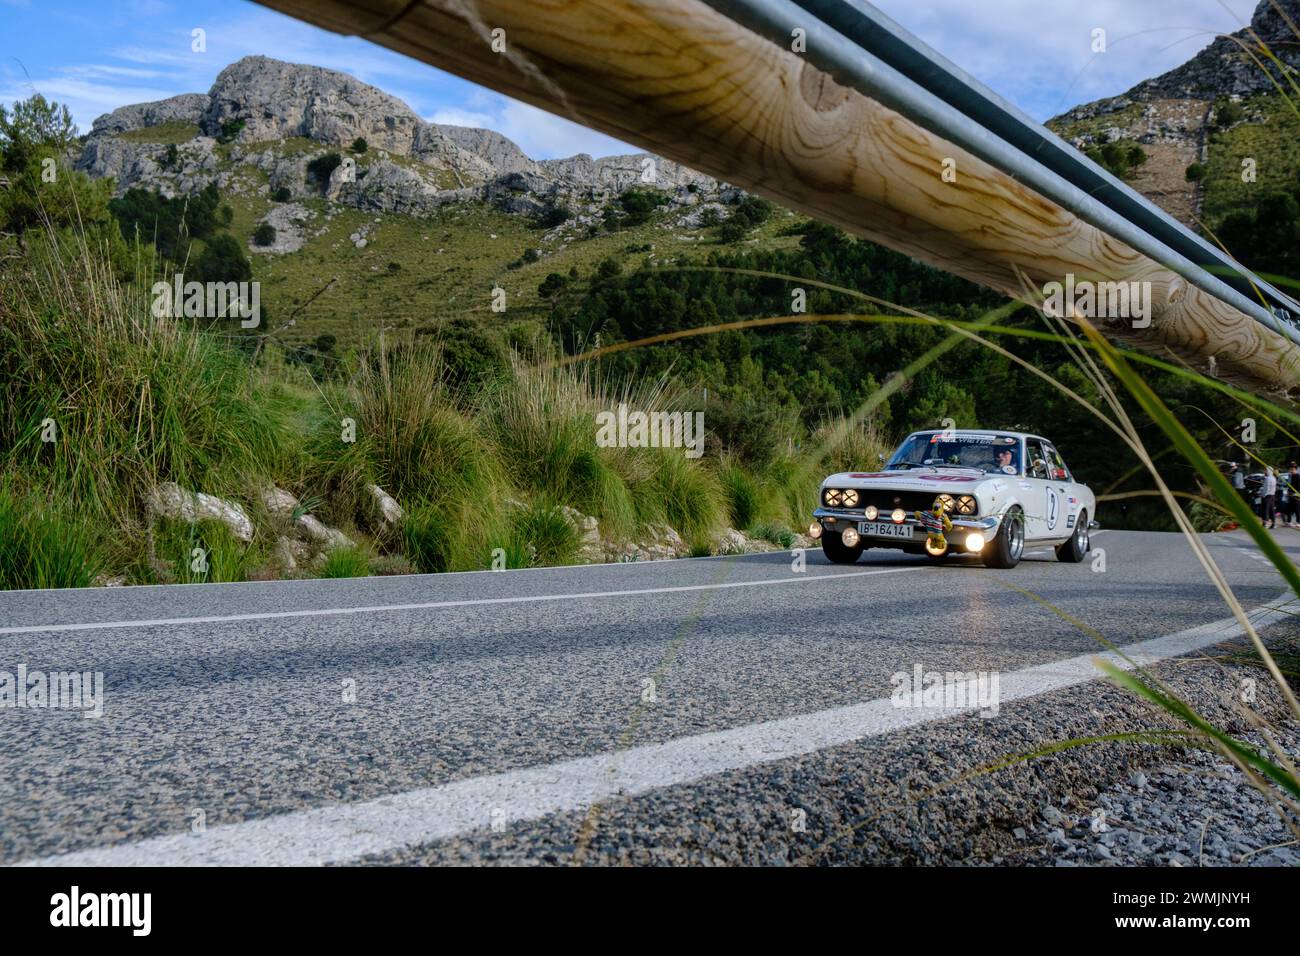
[197,233,252,284]
[538,272,568,300]
[216,119,245,144]
[0,94,110,250]
[306,152,342,189]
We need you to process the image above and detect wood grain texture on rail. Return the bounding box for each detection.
[253,0,1300,398]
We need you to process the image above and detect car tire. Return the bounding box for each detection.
[1056,511,1089,563]
[821,529,864,564]
[983,507,1024,569]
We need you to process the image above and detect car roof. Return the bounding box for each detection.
[907,428,1045,442]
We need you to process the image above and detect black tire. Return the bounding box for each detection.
[983,507,1024,569]
[1056,511,1089,563]
[821,529,864,564]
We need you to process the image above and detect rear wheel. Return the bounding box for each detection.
[1056,511,1089,563]
[983,508,1024,569]
[821,529,864,564]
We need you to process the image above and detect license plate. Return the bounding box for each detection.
[860,521,913,539]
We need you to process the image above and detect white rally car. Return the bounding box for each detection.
[810,429,1096,569]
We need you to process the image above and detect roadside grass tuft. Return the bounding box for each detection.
[505,499,582,568]
[320,545,371,578]
[0,480,103,590]
[146,518,259,585]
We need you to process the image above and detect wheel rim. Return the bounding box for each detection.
[1008,514,1024,561]
[1078,521,1089,554]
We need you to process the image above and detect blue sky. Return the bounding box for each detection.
[0,0,1263,159]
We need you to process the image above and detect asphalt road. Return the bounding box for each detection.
[2,529,1298,866]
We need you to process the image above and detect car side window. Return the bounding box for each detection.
[1043,443,1071,482]
[1028,440,1050,480]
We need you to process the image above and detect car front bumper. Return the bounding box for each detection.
[812,508,1002,538]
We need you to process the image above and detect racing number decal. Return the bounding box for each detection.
[1046,487,1060,532]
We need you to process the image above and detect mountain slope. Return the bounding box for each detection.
[1047,0,1300,227]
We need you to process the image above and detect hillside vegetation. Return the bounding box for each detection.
[0,76,1292,588]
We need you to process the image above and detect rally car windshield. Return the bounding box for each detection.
[886,433,1022,474]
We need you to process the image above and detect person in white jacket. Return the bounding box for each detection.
[1262,467,1278,529]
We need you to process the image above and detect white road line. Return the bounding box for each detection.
[18,591,1298,867]
[0,566,923,636]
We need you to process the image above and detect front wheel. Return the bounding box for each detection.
[1056,511,1089,563]
[983,508,1024,569]
[821,529,864,564]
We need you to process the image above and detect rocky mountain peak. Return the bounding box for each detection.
[77,55,721,220]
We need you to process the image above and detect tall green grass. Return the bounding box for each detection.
[0,225,295,575]
[320,545,371,579]
[0,480,103,589]
[310,338,512,571]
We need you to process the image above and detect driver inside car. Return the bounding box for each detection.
[993,447,1018,475]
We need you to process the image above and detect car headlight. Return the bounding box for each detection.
[934,494,955,512]
[956,495,977,515]
[842,488,859,507]
[824,488,843,507]
[864,505,878,521]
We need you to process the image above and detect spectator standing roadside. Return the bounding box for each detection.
[1231,462,1246,495]
[1262,466,1278,529]
[1285,462,1300,528]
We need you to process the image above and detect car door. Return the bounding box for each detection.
[1039,441,1074,541]
[1023,438,1054,540]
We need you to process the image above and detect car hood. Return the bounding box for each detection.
[821,469,1002,493]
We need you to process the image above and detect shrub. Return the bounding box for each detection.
[271,186,291,202]
[197,233,252,283]
[216,119,245,144]
[532,203,570,229]
[321,545,371,578]
[149,518,256,585]
[718,457,764,529]
[1186,162,1207,182]
[350,137,368,154]
[1213,99,1244,129]
[402,504,456,574]
[538,272,568,299]
[617,188,669,226]
[751,522,796,548]
[0,481,103,589]
[484,361,638,540]
[643,449,724,547]
[252,222,276,246]
[306,151,342,188]
[0,226,295,574]
[313,339,509,569]
[506,499,581,567]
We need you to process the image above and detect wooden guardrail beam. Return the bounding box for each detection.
[253,0,1300,398]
